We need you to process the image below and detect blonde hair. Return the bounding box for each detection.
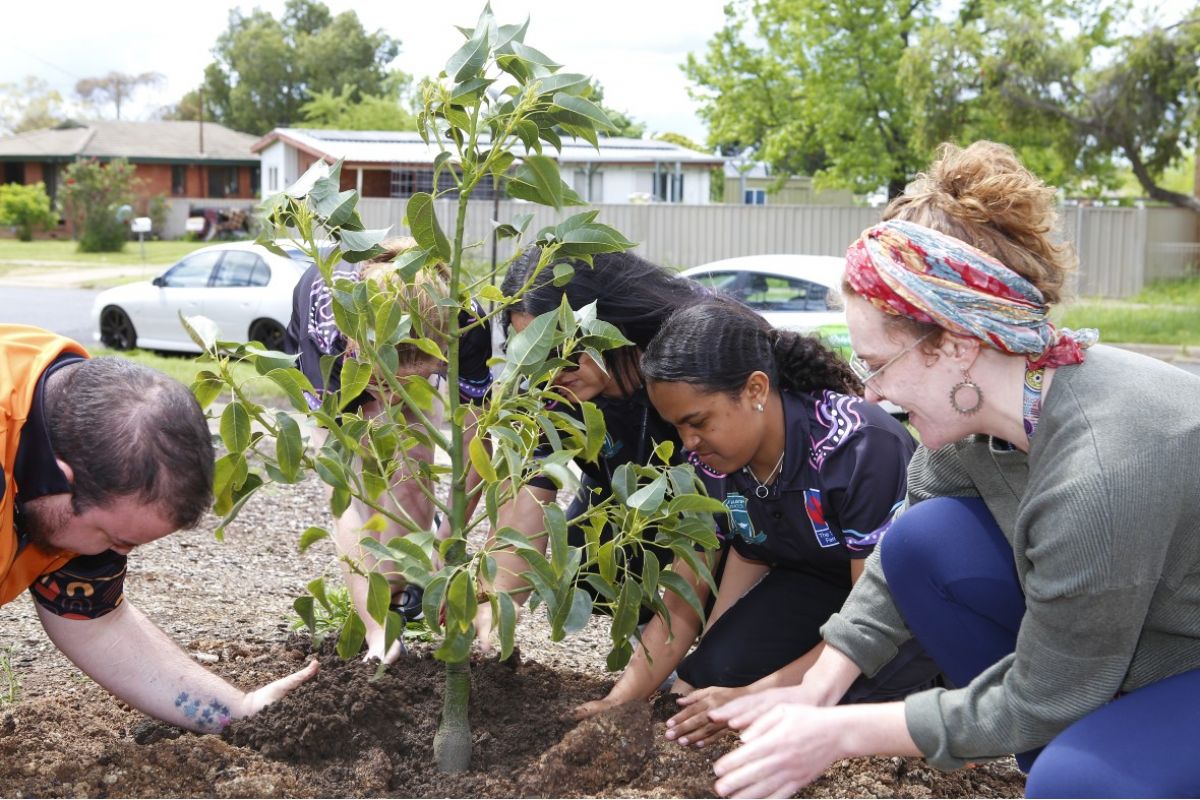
[351,237,452,371]
[882,141,1075,305]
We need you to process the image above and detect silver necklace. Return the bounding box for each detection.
[743,450,785,499]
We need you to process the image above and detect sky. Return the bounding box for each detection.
[1,0,1193,144]
[0,0,731,142]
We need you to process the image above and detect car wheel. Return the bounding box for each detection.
[99,306,138,350]
[249,319,286,350]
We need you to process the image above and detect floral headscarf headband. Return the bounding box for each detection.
[843,219,1097,368]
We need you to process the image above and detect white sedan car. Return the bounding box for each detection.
[682,254,849,343]
[683,254,904,416]
[92,241,313,353]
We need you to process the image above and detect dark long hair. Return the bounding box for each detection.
[501,247,710,394]
[642,298,862,398]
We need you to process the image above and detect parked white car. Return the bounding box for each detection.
[682,253,848,336]
[92,242,313,353]
[683,254,904,416]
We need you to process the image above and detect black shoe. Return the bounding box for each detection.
[390,585,424,622]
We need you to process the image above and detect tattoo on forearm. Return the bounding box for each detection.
[174,692,232,731]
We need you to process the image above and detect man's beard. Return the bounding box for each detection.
[20,497,72,556]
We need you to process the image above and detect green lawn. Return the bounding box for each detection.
[0,239,215,267]
[90,347,286,405]
[1059,277,1200,347]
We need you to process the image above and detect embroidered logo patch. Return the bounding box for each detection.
[804,488,840,548]
[724,493,765,544]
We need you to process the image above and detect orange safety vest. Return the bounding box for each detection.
[0,324,88,607]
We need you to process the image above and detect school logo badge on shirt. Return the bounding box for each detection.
[804,488,840,548]
[724,493,765,544]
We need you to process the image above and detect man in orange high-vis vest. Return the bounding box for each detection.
[1,324,316,731]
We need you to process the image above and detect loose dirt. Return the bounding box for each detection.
[0,476,1026,798]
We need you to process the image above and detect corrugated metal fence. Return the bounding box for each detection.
[352,199,1198,298]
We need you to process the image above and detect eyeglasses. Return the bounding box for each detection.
[849,332,932,387]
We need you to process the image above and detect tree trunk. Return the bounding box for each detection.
[1125,143,1200,214]
[434,659,472,772]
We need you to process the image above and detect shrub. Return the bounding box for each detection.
[0,182,58,241]
[60,158,138,252]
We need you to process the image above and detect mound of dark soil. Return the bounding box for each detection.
[0,638,1026,798]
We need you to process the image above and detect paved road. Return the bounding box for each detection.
[0,286,100,345]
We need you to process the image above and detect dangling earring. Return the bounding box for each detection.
[754,402,764,413]
[949,370,983,415]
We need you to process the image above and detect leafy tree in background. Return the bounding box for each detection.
[196,0,400,135]
[0,77,68,134]
[300,78,416,130]
[0,182,58,241]
[686,0,1200,207]
[59,158,137,252]
[75,71,164,121]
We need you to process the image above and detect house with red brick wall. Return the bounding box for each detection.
[0,120,260,238]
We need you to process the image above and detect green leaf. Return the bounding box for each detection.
[391,245,432,281]
[667,494,730,516]
[501,306,558,379]
[660,570,706,629]
[494,18,529,53]
[266,368,313,412]
[550,93,617,132]
[450,76,494,104]
[338,358,372,410]
[552,261,574,286]
[612,579,642,646]
[507,155,584,210]
[275,412,303,482]
[293,596,316,632]
[315,455,350,492]
[384,610,404,657]
[219,402,251,454]
[404,192,451,261]
[606,640,633,672]
[299,526,329,552]
[581,402,606,463]
[652,439,675,465]
[338,228,391,263]
[445,26,490,83]
[641,550,661,597]
[510,41,559,71]
[469,435,497,483]
[626,474,668,513]
[545,503,569,576]
[447,570,477,635]
[563,588,592,635]
[180,313,219,352]
[558,223,637,255]
[366,572,391,626]
[434,626,473,663]
[308,577,331,612]
[610,463,637,503]
[532,72,589,96]
[190,370,224,410]
[598,540,617,584]
[336,612,367,660]
[423,575,448,636]
[497,592,517,661]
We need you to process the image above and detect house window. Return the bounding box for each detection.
[268,166,279,192]
[389,168,432,198]
[744,189,766,205]
[655,171,684,203]
[3,163,25,184]
[171,165,187,196]
[250,166,260,195]
[42,163,58,199]
[207,167,239,198]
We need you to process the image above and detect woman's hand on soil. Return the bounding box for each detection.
[572,694,628,721]
[665,685,747,747]
[364,632,404,665]
[238,659,319,720]
[712,704,841,798]
[708,684,808,733]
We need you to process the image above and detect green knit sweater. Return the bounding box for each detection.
[821,345,1200,770]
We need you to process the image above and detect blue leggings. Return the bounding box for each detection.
[881,496,1200,798]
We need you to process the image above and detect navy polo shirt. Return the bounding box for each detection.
[693,389,915,572]
[13,354,128,618]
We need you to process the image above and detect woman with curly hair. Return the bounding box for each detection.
[572,298,938,733]
[709,142,1200,798]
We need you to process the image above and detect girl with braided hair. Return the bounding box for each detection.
[573,297,939,735]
